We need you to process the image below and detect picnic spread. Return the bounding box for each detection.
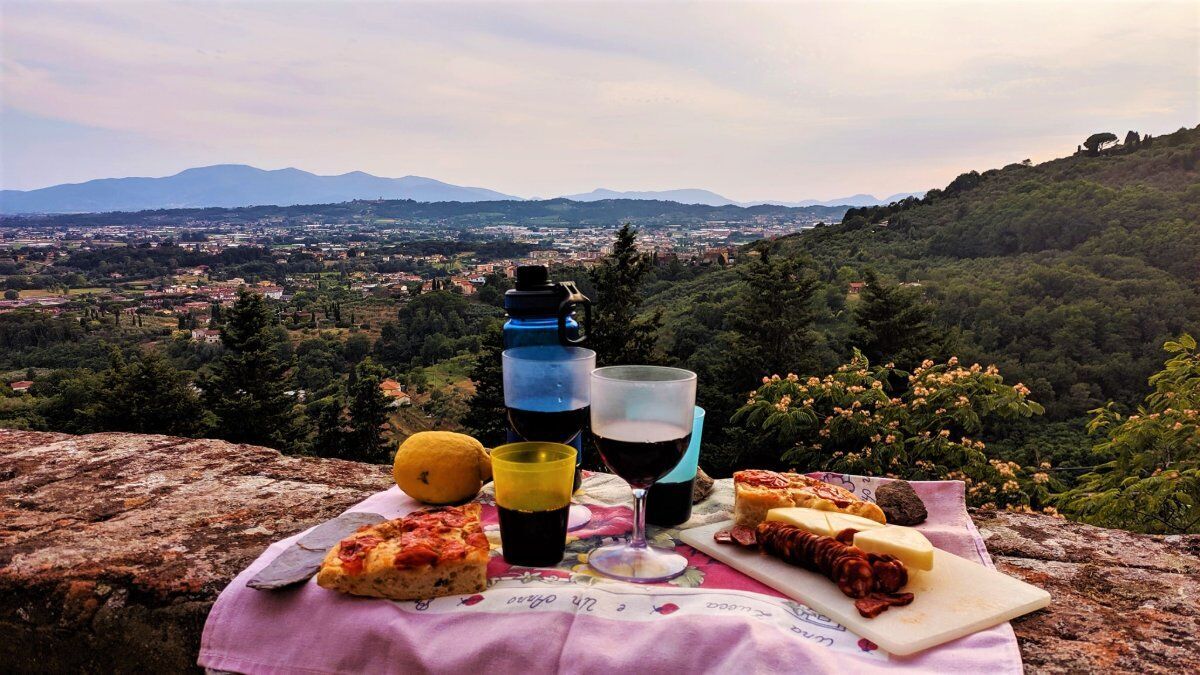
[199,269,1049,672]
[199,471,1039,673]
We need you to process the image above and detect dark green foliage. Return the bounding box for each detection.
[851,270,938,370]
[422,388,467,425]
[374,291,498,368]
[1084,132,1118,155]
[0,309,169,371]
[294,336,347,395]
[87,349,211,436]
[52,242,319,283]
[5,349,210,437]
[727,249,820,378]
[588,224,664,366]
[461,324,507,448]
[342,333,372,364]
[1059,335,1200,533]
[27,369,104,434]
[343,358,392,463]
[308,394,347,458]
[200,290,300,451]
[767,126,1200,420]
[0,311,85,355]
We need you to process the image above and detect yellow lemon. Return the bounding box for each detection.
[392,431,492,504]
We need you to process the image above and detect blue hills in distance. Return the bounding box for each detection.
[558,188,924,208]
[0,164,922,214]
[0,165,521,214]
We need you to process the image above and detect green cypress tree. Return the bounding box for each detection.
[588,223,663,366]
[727,249,820,378]
[851,269,938,370]
[461,323,507,447]
[308,394,346,458]
[201,290,300,451]
[344,357,392,463]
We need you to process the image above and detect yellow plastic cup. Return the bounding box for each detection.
[491,442,576,512]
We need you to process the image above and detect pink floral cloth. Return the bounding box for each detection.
[199,473,1024,674]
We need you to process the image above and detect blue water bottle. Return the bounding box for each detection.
[502,266,593,489]
[502,265,591,348]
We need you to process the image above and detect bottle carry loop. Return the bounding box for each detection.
[556,281,591,346]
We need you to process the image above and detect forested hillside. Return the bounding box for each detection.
[788,126,1199,416]
[605,126,1200,512]
[642,126,1199,418]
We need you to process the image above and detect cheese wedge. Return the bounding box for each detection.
[853,526,934,571]
[766,507,834,537]
[825,512,887,535]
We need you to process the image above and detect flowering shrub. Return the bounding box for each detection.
[1060,335,1200,534]
[733,350,1054,510]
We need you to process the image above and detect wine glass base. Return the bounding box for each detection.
[567,503,592,531]
[587,542,688,583]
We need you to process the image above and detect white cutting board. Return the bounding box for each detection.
[680,520,1050,656]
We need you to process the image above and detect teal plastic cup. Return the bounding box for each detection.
[645,406,705,527]
[663,406,705,483]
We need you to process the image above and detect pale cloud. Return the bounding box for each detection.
[1,0,1196,199]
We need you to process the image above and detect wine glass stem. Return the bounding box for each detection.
[630,487,648,550]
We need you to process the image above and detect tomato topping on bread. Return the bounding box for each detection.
[317,503,489,600]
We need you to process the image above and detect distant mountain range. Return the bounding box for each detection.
[0,164,922,214]
[559,188,924,208]
[0,165,520,214]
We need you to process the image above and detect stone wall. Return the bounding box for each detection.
[1,429,1196,673]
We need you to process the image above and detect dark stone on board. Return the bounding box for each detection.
[875,480,928,525]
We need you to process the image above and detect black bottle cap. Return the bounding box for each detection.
[515,265,552,291]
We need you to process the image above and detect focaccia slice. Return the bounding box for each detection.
[733,470,886,528]
[316,503,489,601]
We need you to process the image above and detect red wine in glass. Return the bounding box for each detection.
[588,364,696,583]
[592,421,690,489]
[506,406,589,444]
[497,502,570,567]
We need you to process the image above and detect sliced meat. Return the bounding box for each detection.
[755,521,875,599]
[854,592,915,618]
[868,553,908,594]
[834,528,858,545]
[731,525,758,547]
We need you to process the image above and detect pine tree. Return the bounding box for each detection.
[588,223,663,366]
[90,349,211,436]
[308,394,346,458]
[727,249,820,378]
[344,357,391,463]
[851,269,938,370]
[200,290,300,451]
[461,324,508,447]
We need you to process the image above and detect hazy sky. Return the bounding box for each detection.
[2,1,1197,200]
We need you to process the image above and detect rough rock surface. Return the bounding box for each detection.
[692,467,715,503]
[0,429,391,673]
[974,509,1199,674]
[2,429,1197,673]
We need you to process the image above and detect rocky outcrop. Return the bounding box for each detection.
[1,429,1197,673]
[974,509,1199,673]
[0,430,391,672]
